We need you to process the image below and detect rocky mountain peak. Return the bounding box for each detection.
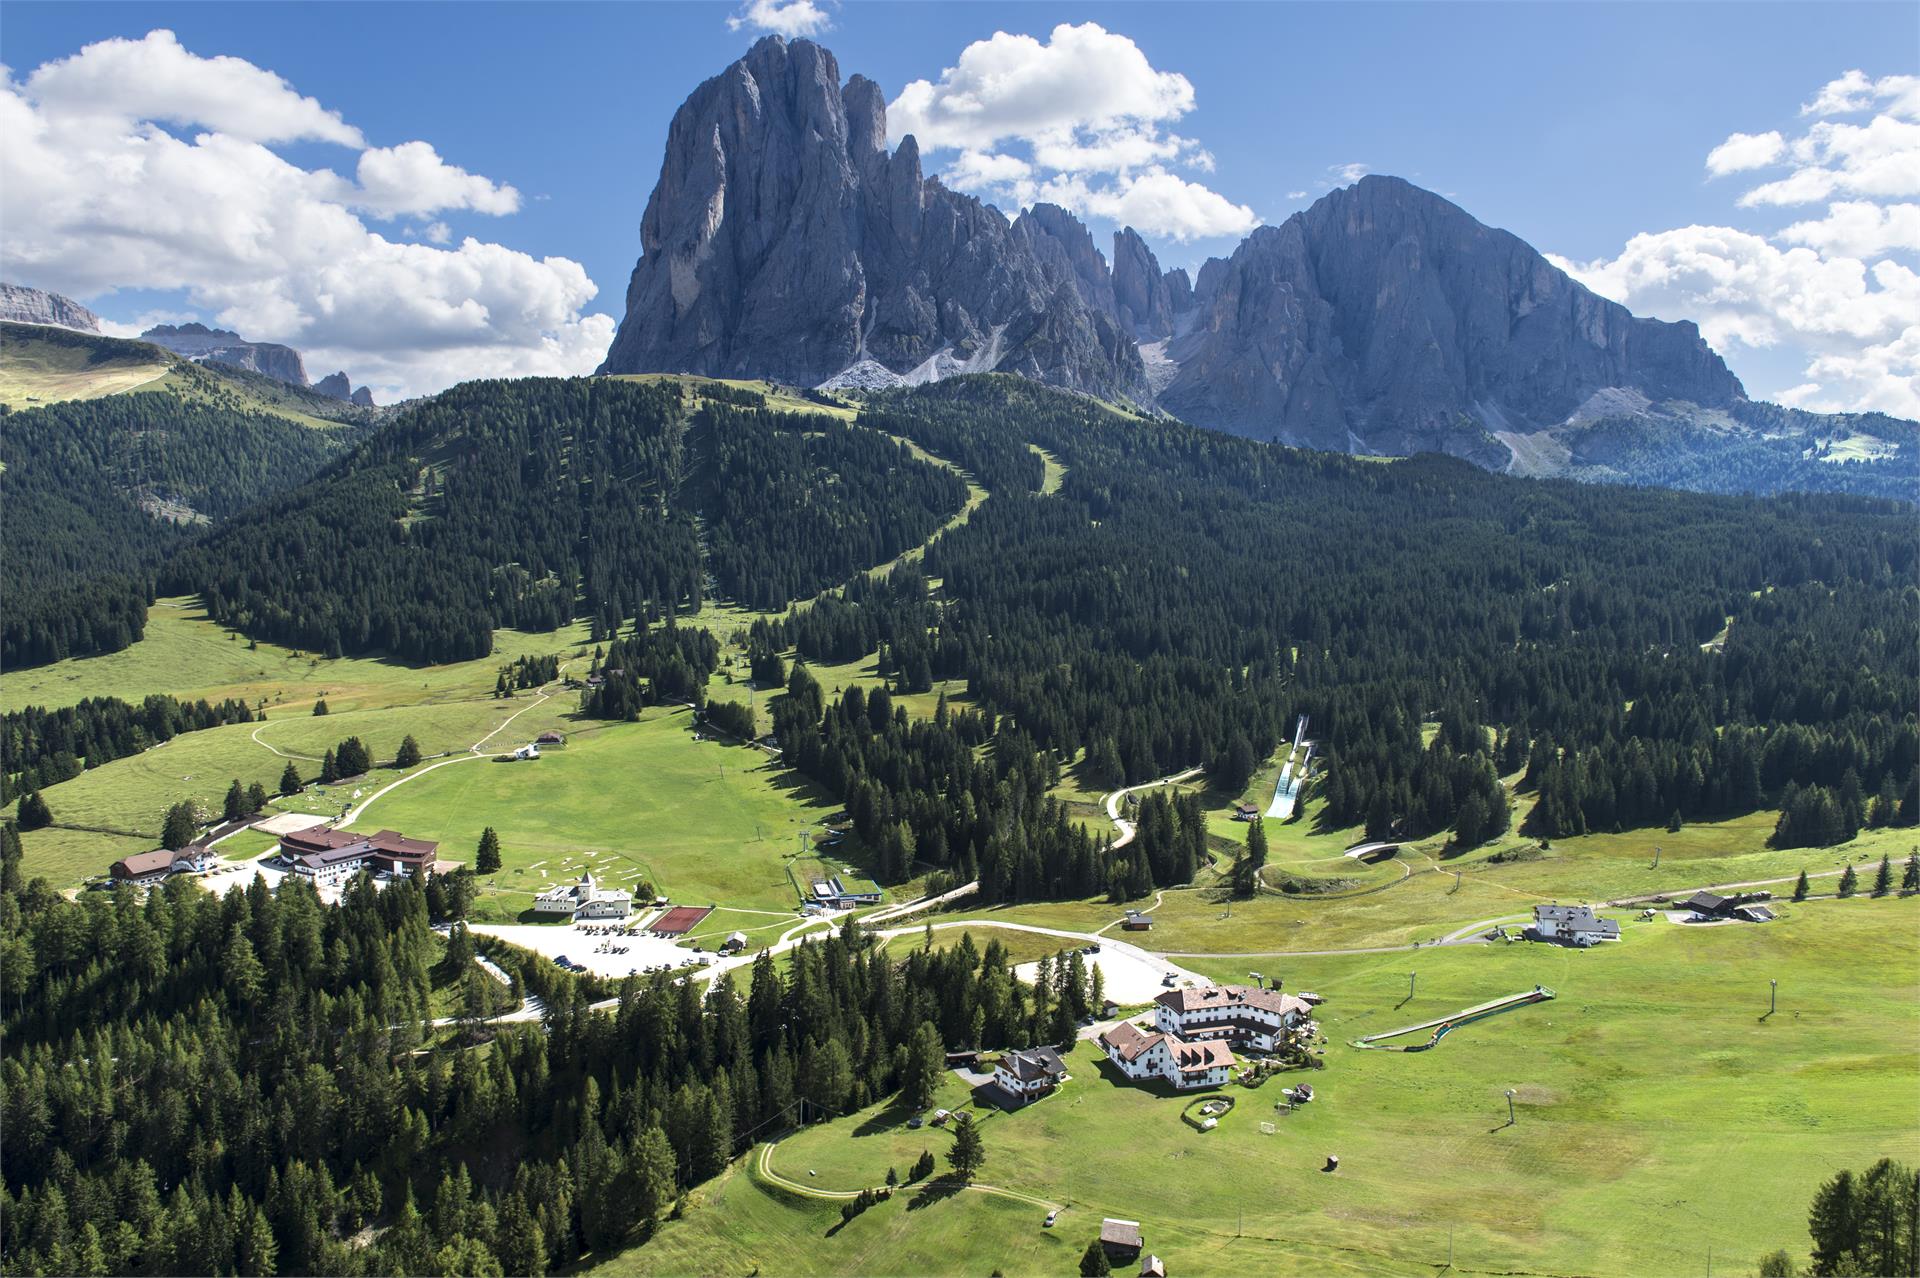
[597,38,1146,401]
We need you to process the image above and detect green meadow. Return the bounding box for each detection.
[597,898,1920,1278]
[360,708,851,920]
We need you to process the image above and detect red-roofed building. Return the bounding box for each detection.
[278,824,439,886]
[1153,984,1312,1052]
[1097,1021,1235,1091]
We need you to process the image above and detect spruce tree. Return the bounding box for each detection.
[396,734,422,768]
[223,779,247,823]
[1838,864,1858,897]
[279,760,303,795]
[476,827,502,875]
[1080,1238,1112,1276]
[246,782,269,813]
[16,790,52,831]
[1902,851,1919,895]
[947,1113,984,1182]
[312,699,328,716]
[160,801,197,850]
[1793,869,1810,902]
[1872,854,1892,897]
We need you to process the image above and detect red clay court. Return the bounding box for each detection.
[651,905,713,936]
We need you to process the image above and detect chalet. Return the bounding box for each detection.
[110,845,213,886]
[1098,1021,1235,1090]
[1680,890,1730,917]
[1100,1219,1143,1262]
[279,825,439,887]
[1233,802,1260,821]
[721,931,749,953]
[1529,903,1620,947]
[1122,910,1153,931]
[990,1046,1069,1105]
[534,871,633,919]
[809,876,883,908]
[1153,984,1313,1052]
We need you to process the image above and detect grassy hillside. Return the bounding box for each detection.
[597,899,1918,1278]
[0,322,174,407]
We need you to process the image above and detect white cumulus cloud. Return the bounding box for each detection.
[0,30,613,400]
[887,23,1257,244]
[1705,130,1785,176]
[726,0,831,37]
[1552,68,1920,418]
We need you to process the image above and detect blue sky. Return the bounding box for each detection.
[4,2,1915,410]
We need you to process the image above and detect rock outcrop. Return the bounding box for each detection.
[313,372,353,400]
[142,322,311,388]
[597,37,1146,403]
[1157,177,1745,460]
[1,283,101,333]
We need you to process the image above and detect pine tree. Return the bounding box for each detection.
[1080,1238,1112,1276]
[312,699,328,716]
[901,1021,943,1110]
[476,827,502,875]
[948,1114,985,1182]
[1872,854,1893,897]
[280,761,303,795]
[16,790,52,831]
[320,750,338,784]
[1902,851,1919,895]
[1838,864,1858,898]
[396,735,422,768]
[1793,869,1810,902]
[246,782,269,813]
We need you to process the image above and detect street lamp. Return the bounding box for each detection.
[1770,978,1778,1016]
[1505,1089,1517,1126]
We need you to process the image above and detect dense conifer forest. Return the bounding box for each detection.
[0,824,1081,1276]
[0,393,361,668]
[724,378,1917,899]
[164,381,968,663]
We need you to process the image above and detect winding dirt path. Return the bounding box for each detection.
[1103,766,1205,850]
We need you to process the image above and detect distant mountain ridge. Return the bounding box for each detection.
[598,36,1914,498]
[0,283,101,334]
[141,322,374,406]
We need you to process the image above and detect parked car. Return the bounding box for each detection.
[1044,1210,1060,1228]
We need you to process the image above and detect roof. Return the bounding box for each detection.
[1155,984,1310,1019]
[112,849,179,878]
[281,826,366,854]
[1534,902,1603,922]
[1099,1021,1163,1063]
[367,830,438,859]
[1683,891,1729,913]
[1101,1219,1143,1249]
[1169,1040,1234,1073]
[1140,1256,1166,1277]
[999,1046,1068,1082]
[1735,904,1776,922]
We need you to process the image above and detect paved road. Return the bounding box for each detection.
[1103,767,1204,850]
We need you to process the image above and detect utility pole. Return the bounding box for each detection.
[1448,1230,1454,1269]
[1769,978,1778,1016]
[1652,844,1661,870]
[1409,971,1417,1001]
[1505,1088,1517,1126]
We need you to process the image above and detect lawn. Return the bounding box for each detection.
[596,898,1920,1277]
[361,707,853,920]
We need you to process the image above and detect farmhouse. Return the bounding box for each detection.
[1153,984,1313,1052]
[279,825,440,887]
[1098,1021,1236,1090]
[110,845,214,886]
[1122,909,1153,931]
[1233,801,1259,821]
[1530,903,1620,946]
[989,1046,1069,1106]
[1100,1219,1144,1263]
[1680,890,1775,922]
[533,872,633,919]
